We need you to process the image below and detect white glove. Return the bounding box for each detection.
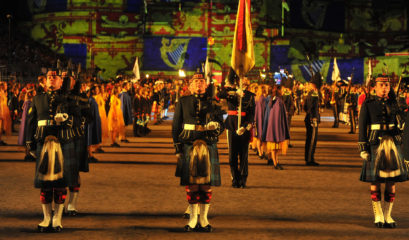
[236,127,246,136]
[311,118,318,128]
[205,121,220,130]
[236,89,244,97]
[54,113,69,123]
[360,151,370,161]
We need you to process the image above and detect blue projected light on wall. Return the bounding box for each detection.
[63,44,87,69]
[45,0,68,12]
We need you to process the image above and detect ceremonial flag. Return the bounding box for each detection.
[366,58,372,86]
[133,57,140,81]
[231,0,255,77]
[204,56,212,84]
[331,58,341,82]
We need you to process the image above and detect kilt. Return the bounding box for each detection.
[359,143,408,183]
[34,140,79,188]
[178,143,221,186]
[76,135,89,173]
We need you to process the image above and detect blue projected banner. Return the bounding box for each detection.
[45,0,68,12]
[126,0,142,12]
[270,45,293,73]
[63,44,87,69]
[143,37,207,71]
[299,60,325,82]
[326,58,364,84]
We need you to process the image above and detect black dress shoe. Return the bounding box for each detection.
[374,222,384,228]
[37,225,52,233]
[184,225,194,232]
[277,164,284,170]
[95,148,105,153]
[306,162,320,166]
[232,183,240,188]
[199,224,213,232]
[288,144,294,148]
[120,139,129,143]
[111,142,120,147]
[52,226,62,232]
[88,156,99,163]
[384,222,396,228]
[0,140,7,146]
[67,210,78,216]
[24,154,36,162]
[267,159,274,165]
[183,213,190,219]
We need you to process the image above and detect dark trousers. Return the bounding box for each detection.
[305,122,318,163]
[227,129,250,186]
[332,104,339,127]
[348,108,356,133]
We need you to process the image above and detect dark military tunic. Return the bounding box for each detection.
[359,95,408,182]
[26,90,79,188]
[172,93,224,186]
[217,87,255,187]
[304,90,320,164]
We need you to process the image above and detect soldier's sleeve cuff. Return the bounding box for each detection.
[358,142,369,152]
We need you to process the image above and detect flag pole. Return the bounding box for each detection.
[238,75,243,128]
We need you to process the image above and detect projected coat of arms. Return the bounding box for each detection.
[160,38,191,70]
[143,37,207,71]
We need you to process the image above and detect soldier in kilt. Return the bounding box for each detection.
[172,73,224,232]
[359,75,409,228]
[26,69,79,232]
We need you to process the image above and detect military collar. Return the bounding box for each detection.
[375,96,388,102]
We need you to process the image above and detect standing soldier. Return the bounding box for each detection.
[346,85,358,134]
[359,74,408,228]
[217,69,255,188]
[26,69,79,232]
[282,77,296,147]
[172,73,224,232]
[304,73,321,166]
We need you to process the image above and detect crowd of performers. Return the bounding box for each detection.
[0,66,181,233]
[1,65,409,232]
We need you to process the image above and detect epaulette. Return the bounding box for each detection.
[311,92,319,97]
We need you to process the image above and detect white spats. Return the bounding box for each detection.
[38,203,52,227]
[372,201,384,226]
[52,204,64,229]
[186,204,198,228]
[67,192,78,212]
[199,204,210,227]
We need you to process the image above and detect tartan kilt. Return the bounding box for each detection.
[359,143,409,183]
[76,135,89,173]
[34,140,79,188]
[178,143,221,186]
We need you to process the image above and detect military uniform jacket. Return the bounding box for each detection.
[172,93,225,150]
[217,87,255,131]
[283,90,296,116]
[304,90,320,124]
[26,90,75,148]
[358,96,402,152]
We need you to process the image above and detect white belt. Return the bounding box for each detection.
[38,120,56,126]
[371,124,395,130]
[183,124,206,131]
